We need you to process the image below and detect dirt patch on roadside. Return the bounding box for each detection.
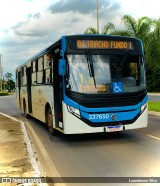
[0,114,35,185]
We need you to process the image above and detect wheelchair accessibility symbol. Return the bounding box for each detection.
[112,82,123,93]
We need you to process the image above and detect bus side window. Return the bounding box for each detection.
[45,69,51,83]
[32,61,37,85]
[32,71,37,85]
[36,57,44,84]
[44,53,53,84]
[44,54,51,69]
[21,67,26,87]
[37,71,43,84]
[42,70,46,83]
[38,57,43,71]
[23,66,26,86]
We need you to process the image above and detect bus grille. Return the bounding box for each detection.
[66,90,147,108]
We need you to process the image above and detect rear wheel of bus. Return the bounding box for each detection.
[46,107,56,136]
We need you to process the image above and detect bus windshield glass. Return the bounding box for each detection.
[66,54,146,94]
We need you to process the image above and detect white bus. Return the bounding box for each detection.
[16,35,148,135]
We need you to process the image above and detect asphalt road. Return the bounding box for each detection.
[148,94,160,102]
[0,95,160,186]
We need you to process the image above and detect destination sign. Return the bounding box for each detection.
[79,84,108,93]
[76,40,134,50]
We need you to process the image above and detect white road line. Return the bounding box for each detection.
[147,134,160,141]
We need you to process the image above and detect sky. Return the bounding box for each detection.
[0,0,160,81]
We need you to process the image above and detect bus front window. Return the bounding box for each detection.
[66,55,112,93]
[66,54,146,94]
[110,55,146,92]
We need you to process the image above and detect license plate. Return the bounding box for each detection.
[107,126,122,132]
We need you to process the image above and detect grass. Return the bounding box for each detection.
[148,102,160,112]
[0,91,15,96]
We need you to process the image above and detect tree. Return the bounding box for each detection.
[101,22,115,34]
[4,72,15,92]
[84,21,131,36]
[6,79,15,92]
[5,72,13,81]
[145,19,160,91]
[146,19,160,63]
[84,27,98,34]
[110,30,132,37]
[121,15,152,48]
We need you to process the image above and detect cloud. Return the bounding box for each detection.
[1,0,123,43]
[48,0,108,14]
[11,13,44,37]
[99,2,123,29]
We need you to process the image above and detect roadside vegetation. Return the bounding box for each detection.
[0,92,8,96]
[148,102,160,112]
[0,72,15,95]
[84,15,160,92]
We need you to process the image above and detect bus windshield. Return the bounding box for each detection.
[66,54,146,94]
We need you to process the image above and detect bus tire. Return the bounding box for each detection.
[46,107,56,136]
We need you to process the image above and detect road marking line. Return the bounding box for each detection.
[147,134,160,141]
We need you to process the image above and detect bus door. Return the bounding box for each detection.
[53,54,63,129]
[26,67,32,113]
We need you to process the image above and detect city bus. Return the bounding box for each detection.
[16,34,148,135]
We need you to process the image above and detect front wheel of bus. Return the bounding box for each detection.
[46,107,56,136]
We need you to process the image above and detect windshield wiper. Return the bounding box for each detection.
[112,50,129,80]
[86,50,97,88]
[117,50,129,72]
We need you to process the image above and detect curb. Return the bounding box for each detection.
[148,93,160,96]
[148,110,160,117]
[0,112,45,186]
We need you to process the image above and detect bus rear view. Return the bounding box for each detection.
[62,35,148,134]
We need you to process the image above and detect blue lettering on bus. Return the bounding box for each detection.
[81,108,140,123]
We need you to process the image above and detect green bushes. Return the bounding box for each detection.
[146,64,160,92]
[0,92,9,96]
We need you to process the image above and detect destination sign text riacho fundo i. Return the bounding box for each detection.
[76,40,133,50]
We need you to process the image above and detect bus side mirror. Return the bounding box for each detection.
[59,59,66,75]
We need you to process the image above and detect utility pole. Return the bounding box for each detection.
[96,0,99,34]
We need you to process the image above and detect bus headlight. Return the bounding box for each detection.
[67,106,81,118]
[141,102,147,113]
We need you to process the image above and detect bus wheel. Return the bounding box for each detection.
[47,107,55,135]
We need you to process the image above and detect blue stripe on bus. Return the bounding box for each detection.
[64,95,79,109]
[61,36,66,53]
[81,108,140,123]
[64,94,148,113]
